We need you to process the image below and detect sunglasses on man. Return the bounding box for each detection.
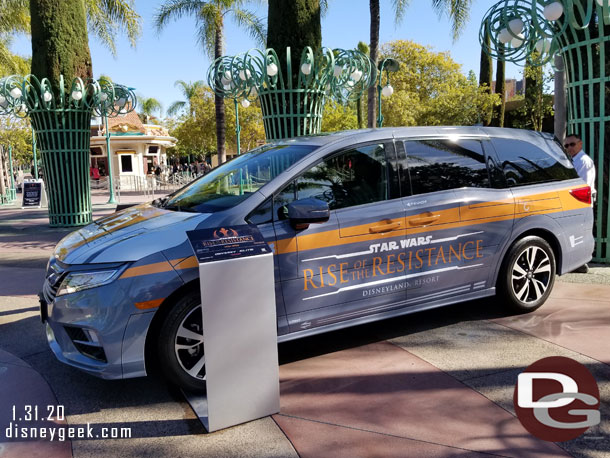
[564,141,579,148]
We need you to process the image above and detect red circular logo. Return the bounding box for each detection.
[213,227,238,239]
[513,356,600,442]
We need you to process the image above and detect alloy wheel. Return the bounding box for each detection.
[174,304,206,380]
[511,246,552,304]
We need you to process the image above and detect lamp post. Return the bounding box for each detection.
[31,128,38,179]
[8,144,15,201]
[376,58,399,128]
[103,114,116,203]
[94,82,136,205]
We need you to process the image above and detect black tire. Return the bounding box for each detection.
[157,290,207,393]
[497,236,556,313]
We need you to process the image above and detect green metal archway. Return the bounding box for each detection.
[481,0,610,263]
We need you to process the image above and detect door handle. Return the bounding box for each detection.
[408,214,440,226]
[369,222,401,233]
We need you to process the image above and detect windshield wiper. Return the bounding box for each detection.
[163,204,199,213]
[152,197,169,208]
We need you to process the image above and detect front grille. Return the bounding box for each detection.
[42,260,66,304]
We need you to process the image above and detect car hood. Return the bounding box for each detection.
[53,203,208,264]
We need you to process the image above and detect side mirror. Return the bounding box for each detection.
[287,198,330,230]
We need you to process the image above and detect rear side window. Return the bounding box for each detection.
[491,138,578,187]
[404,139,490,195]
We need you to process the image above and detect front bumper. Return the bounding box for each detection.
[40,282,128,380]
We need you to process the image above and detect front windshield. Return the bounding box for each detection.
[163,143,316,213]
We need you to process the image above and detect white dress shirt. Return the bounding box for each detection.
[572,150,596,195]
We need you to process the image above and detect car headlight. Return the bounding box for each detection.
[56,270,121,296]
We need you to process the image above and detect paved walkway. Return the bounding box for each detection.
[1,194,609,457]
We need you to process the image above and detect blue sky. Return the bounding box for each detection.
[11,0,522,115]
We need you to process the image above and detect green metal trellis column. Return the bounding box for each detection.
[480,0,610,263]
[208,47,376,142]
[0,74,136,227]
[30,107,93,226]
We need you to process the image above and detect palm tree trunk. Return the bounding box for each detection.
[214,18,226,164]
[367,0,379,128]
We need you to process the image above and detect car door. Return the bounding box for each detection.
[272,142,406,333]
[400,138,500,305]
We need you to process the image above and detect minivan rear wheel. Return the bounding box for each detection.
[158,291,207,393]
[498,236,556,313]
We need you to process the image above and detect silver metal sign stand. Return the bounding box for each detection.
[184,230,280,432]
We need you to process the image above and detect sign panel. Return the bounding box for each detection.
[187,224,271,263]
[22,180,44,207]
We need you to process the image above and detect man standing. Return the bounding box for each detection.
[565,133,596,273]
[565,134,596,196]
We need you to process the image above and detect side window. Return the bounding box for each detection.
[405,139,490,195]
[247,198,273,225]
[297,144,389,210]
[274,182,296,221]
[491,138,579,186]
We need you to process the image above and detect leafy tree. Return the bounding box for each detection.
[521,59,554,132]
[155,0,266,165]
[138,96,163,124]
[224,98,265,152]
[168,80,206,117]
[367,0,474,128]
[168,84,265,160]
[0,0,29,75]
[378,40,498,127]
[0,115,32,166]
[322,100,357,132]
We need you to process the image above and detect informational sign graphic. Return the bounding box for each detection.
[187,224,271,263]
[22,180,44,207]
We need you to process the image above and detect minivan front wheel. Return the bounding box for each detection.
[498,236,556,313]
[158,291,207,393]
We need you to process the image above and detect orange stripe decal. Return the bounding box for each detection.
[120,261,174,279]
[119,186,592,278]
[174,256,198,270]
[135,298,164,310]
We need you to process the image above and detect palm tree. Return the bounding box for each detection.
[139,97,163,124]
[167,79,205,117]
[85,0,142,56]
[356,41,369,129]
[367,0,473,127]
[0,0,141,73]
[155,0,266,165]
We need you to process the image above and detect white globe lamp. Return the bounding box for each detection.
[381,84,394,97]
[266,63,278,76]
[543,2,564,21]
